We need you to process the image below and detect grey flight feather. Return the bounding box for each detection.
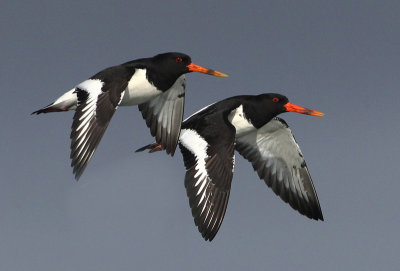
[138,76,186,155]
[235,117,323,220]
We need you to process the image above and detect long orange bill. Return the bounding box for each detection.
[187,63,228,77]
[284,102,324,117]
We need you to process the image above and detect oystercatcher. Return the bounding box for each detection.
[136,93,324,241]
[32,52,227,180]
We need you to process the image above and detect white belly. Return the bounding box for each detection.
[120,68,162,106]
[228,105,256,136]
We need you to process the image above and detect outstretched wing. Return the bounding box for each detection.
[235,117,323,220]
[138,75,185,156]
[70,79,127,180]
[179,115,236,241]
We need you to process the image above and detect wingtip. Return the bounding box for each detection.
[73,170,82,181]
[71,161,85,181]
[306,205,324,221]
[198,225,219,242]
[311,209,324,221]
[203,233,216,242]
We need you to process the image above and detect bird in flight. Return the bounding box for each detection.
[32,52,227,180]
[137,93,324,241]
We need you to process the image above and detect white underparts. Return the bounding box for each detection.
[228,105,256,136]
[120,68,162,106]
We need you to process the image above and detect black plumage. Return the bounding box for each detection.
[32,52,227,180]
[137,93,324,241]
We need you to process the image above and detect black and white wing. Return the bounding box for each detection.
[179,117,235,241]
[70,79,127,180]
[138,75,185,155]
[235,117,323,220]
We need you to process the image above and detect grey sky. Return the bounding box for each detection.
[1,1,400,270]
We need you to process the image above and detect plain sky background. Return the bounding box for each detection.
[1,1,400,270]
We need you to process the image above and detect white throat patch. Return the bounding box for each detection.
[120,68,162,106]
[228,105,255,136]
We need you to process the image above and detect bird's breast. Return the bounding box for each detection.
[120,68,162,106]
[228,105,256,136]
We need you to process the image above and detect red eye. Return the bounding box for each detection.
[272,97,279,102]
[176,57,183,62]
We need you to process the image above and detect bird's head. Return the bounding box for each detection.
[152,52,228,78]
[244,93,324,128]
[262,93,324,116]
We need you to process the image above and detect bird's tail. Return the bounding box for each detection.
[31,88,77,115]
[31,103,69,114]
[135,142,163,153]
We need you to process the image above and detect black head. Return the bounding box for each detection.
[146,52,228,91]
[153,52,227,76]
[152,52,192,76]
[260,93,290,114]
[243,93,324,128]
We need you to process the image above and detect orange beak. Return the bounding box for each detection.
[187,63,228,77]
[284,102,324,117]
